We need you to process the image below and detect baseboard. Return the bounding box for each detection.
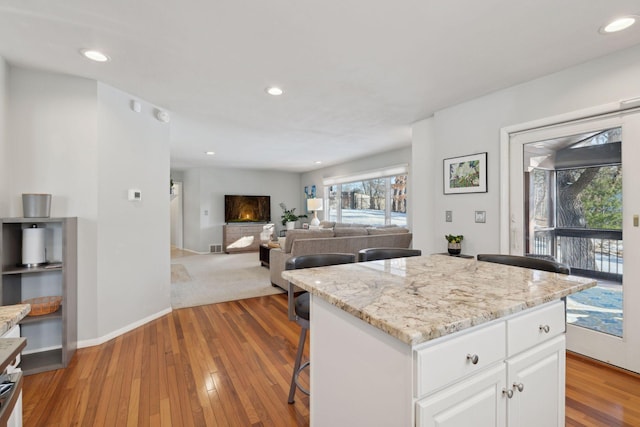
[77,306,173,349]
[567,350,640,378]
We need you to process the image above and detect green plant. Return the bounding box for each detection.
[279,202,307,226]
[445,234,463,243]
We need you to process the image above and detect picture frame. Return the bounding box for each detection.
[443,152,487,194]
[302,223,309,229]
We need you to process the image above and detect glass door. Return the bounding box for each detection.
[508,112,640,373]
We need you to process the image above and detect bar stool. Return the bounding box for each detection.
[476,253,571,274]
[285,253,356,404]
[358,247,422,262]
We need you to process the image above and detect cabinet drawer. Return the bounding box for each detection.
[507,301,565,356]
[415,321,505,398]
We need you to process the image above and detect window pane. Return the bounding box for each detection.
[340,180,385,225]
[557,166,622,230]
[528,168,553,255]
[391,175,407,226]
[324,173,408,226]
[327,185,338,222]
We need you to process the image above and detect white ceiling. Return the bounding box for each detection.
[1,1,639,172]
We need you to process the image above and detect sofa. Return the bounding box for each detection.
[269,223,413,290]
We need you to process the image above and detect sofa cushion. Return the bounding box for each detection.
[334,227,369,237]
[367,227,410,235]
[284,229,335,253]
[334,222,369,228]
[320,221,336,229]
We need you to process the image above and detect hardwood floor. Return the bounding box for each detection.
[23,294,309,426]
[22,294,640,426]
[565,352,640,427]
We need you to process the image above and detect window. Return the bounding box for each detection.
[324,168,408,226]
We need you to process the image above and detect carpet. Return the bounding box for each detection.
[171,264,192,283]
[170,252,283,309]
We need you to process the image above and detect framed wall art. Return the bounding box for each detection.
[443,152,487,194]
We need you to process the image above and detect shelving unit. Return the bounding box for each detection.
[0,217,77,375]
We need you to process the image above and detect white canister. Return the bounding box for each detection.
[22,225,46,266]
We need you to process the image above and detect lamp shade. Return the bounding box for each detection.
[307,198,323,211]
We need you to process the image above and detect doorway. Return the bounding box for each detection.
[170,181,183,249]
[503,109,640,373]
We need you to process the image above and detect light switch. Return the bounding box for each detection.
[475,211,486,223]
[445,211,452,222]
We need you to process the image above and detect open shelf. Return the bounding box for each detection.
[20,349,63,375]
[19,307,62,324]
[2,263,62,275]
[1,217,77,375]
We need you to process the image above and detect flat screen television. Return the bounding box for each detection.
[225,195,271,223]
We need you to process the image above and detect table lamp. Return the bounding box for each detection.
[307,198,323,227]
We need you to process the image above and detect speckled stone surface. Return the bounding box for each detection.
[0,304,30,336]
[282,254,597,345]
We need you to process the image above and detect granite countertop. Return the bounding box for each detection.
[0,304,31,336]
[281,254,597,346]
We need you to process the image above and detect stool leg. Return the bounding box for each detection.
[288,326,308,404]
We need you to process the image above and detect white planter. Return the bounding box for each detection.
[286,221,296,230]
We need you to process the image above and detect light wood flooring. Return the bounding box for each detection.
[22,294,640,426]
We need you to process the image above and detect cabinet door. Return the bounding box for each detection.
[506,335,565,427]
[416,364,507,427]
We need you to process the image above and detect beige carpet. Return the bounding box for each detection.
[170,251,283,309]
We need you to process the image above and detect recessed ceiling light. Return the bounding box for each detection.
[80,49,110,62]
[314,160,322,164]
[266,86,284,96]
[205,151,215,156]
[600,16,636,34]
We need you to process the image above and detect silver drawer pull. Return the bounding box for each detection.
[502,388,514,399]
[539,324,551,333]
[513,382,525,392]
[466,353,479,365]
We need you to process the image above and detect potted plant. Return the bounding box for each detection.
[279,202,307,230]
[445,234,463,255]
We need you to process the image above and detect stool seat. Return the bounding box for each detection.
[358,247,422,262]
[285,252,356,404]
[295,292,310,320]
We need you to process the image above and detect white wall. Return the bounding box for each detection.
[96,83,171,338]
[414,43,640,256]
[410,118,436,253]
[8,66,100,341]
[0,57,8,217]
[6,66,171,344]
[178,167,302,252]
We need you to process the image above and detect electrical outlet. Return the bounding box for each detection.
[475,211,486,223]
[445,211,452,222]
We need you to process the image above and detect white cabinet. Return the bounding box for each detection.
[415,301,566,427]
[416,364,507,427]
[506,336,565,427]
[309,297,567,427]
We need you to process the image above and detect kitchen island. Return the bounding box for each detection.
[282,254,596,427]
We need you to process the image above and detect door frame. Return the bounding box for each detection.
[499,100,635,253]
[499,99,640,373]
